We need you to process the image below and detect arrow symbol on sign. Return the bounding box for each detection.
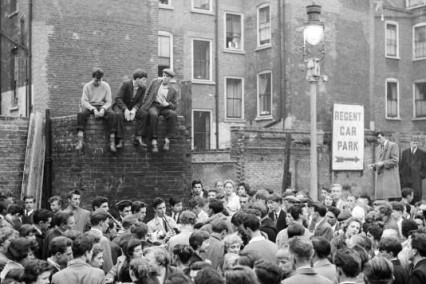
[335,156,360,163]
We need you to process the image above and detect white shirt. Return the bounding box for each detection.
[248,235,265,244]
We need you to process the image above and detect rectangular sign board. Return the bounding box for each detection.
[332,104,364,170]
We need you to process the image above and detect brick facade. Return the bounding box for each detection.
[0,116,29,197]
[50,115,191,216]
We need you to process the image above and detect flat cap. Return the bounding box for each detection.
[284,196,301,204]
[337,211,352,222]
[91,208,110,219]
[163,68,175,78]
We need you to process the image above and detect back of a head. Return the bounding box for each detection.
[378,237,402,258]
[363,256,394,284]
[211,218,228,234]
[165,272,192,284]
[179,210,197,226]
[173,244,194,264]
[253,259,281,284]
[311,236,331,259]
[209,199,224,215]
[242,214,260,232]
[130,222,149,239]
[401,219,418,239]
[249,201,267,218]
[237,250,260,268]
[287,223,305,239]
[189,230,210,250]
[333,248,362,278]
[288,236,313,262]
[225,265,258,284]
[288,205,303,221]
[194,267,224,284]
[72,235,93,258]
[129,257,150,280]
[22,260,52,284]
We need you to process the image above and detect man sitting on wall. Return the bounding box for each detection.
[75,68,119,152]
[141,68,178,153]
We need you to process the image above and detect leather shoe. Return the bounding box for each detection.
[116,139,124,149]
[163,140,170,151]
[152,144,159,153]
[134,136,147,147]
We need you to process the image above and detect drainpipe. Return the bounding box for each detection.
[0,4,2,115]
[214,0,219,149]
[27,0,33,116]
[265,0,286,128]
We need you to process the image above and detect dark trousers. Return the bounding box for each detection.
[77,107,116,134]
[146,103,177,139]
[113,106,147,138]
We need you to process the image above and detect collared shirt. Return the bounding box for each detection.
[47,257,61,271]
[155,83,169,103]
[132,80,139,97]
[296,265,311,271]
[248,235,265,244]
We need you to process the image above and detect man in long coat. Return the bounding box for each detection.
[370,131,401,200]
[399,136,426,203]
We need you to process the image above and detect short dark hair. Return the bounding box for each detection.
[231,211,247,227]
[90,209,110,226]
[401,188,414,198]
[131,201,147,214]
[249,201,267,218]
[189,230,209,251]
[378,205,393,217]
[130,222,149,239]
[22,260,53,284]
[288,205,303,221]
[211,218,228,234]
[164,273,192,284]
[194,267,224,284]
[67,189,81,199]
[237,250,260,268]
[152,198,165,209]
[208,199,224,214]
[254,259,281,284]
[333,248,361,278]
[23,195,35,202]
[378,237,402,257]
[19,224,36,238]
[242,214,260,231]
[313,202,327,217]
[375,131,385,138]
[117,200,132,211]
[33,209,53,224]
[55,211,73,227]
[312,236,331,259]
[192,179,203,188]
[411,232,426,257]
[287,223,305,239]
[49,236,73,256]
[129,257,150,280]
[391,202,404,213]
[92,196,108,210]
[92,68,104,79]
[172,244,194,264]
[363,256,394,284]
[267,193,282,203]
[123,238,142,260]
[189,197,204,209]
[7,204,23,216]
[72,235,94,258]
[367,225,383,242]
[288,236,313,261]
[401,219,418,239]
[8,238,35,261]
[169,197,182,207]
[327,206,340,218]
[133,69,147,80]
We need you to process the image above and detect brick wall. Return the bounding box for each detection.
[31,0,159,117]
[0,116,29,197]
[50,115,191,217]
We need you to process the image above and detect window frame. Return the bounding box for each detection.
[158,31,173,78]
[385,78,400,120]
[224,76,245,120]
[192,109,213,150]
[256,71,273,119]
[413,22,426,60]
[406,0,426,9]
[191,0,213,14]
[257,3,272,49]
[413,80,426,119]
[159,0,173,9]
[385,21,399,59]
[224,12,244,52]
[192,38,213,83]
[7,0,18,18]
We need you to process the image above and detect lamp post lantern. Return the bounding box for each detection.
[303,3,324,201]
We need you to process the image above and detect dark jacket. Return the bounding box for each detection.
[409,258,426,284]
[392,259,409,284]
[114,80,147,110]
[141,79,178,111]
[260,217,277,242]
[268,210,287,233]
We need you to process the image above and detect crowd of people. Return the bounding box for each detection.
[0,180,425,284]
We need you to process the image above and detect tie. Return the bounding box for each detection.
[163,218,169,232]
[133,87,138,98]
[275,213,278,222]
[412,148,415,155]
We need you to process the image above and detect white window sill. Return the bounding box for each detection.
[191,9,214,15]
[224,49,245,55]
[413,57,426,61]
[256,44,272,51]
[192,80,216,85]
[385,117,401,120]
[255,115,272,121]
[225,118,245,123]
[8,11,18,18]
[385,56,400,60]
[406,5,426,9]
[412,117,426,120]
[159,5,174,10]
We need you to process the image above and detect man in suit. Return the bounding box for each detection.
[113,69,148,148]
[141,68,178,153]
[312,237,338,284]
[312,203,334,242]
[22,195,35,224]
[333,248,362,284]
[378,237,409,284]
[267,193,287,233]
[65,190,90,233]
[399,136,426,204]
[282,236,332,284]
[369,131,401,200]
